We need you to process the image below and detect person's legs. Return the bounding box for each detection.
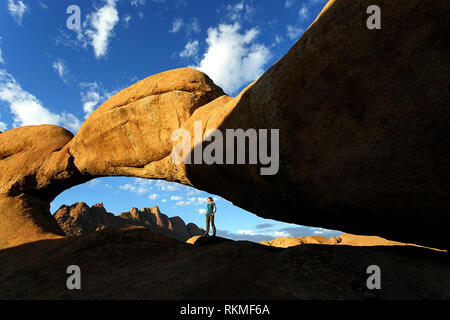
[205,214,210,235]
[211,215,216,236]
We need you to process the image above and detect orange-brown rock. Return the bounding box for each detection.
[0,125,89,248]
[0,69,221,249]
[261,233,445,251]
[53,202,204,241]
[336,234,408,247]
[65,67,225,181]
[0,0,449,250]
[261,235,338,248]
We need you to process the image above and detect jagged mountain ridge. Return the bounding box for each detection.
[53,202,204,241]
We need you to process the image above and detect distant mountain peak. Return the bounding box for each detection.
[54,202,204,241]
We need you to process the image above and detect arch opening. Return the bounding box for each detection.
[50,176,344,244]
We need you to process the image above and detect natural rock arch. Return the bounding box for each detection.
[0,0,448,249]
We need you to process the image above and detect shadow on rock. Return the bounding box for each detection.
[186,235,233,246]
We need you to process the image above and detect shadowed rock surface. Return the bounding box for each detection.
[0,227,448,300]
[53,202,204,241]
[0,0,448,251]
[186,235,233,246]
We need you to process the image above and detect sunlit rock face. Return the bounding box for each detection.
[53,202,204,241]
[0,125,85,248]
[0,0,448,250]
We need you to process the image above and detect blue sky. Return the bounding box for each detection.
[0,0,342,242]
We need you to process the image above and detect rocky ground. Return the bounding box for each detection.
[0,226,448,300]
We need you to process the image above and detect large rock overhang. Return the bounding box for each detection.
[0,0,448,250]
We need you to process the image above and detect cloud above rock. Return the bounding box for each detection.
[190,23,271,95]
[0,69,81,132]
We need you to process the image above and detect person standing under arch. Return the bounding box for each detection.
[205,197,216,236]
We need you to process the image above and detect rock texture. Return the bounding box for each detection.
[0,227,448,299]
[186,235,233,246]
[65,68,225,180]
[261,235,339,248]
[260,233,439,249]
[53,202,204,241]
[0,125,88,248]
[0,0,449,249]
[0,69,221,249]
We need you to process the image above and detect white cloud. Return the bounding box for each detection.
[198,209,206,215]
[285,0,295,8]
[85,0,119,58]
[52,59,69,84]
[86,179,101,188]
[170,17,200,35]
[170,18,184,33]
[123,14,132,27]
[179,40,199,58]
[298,4,309,20]
[134,178,152,186]
[191,23,271,95]
[119,183,136,192]
[155,180,178,191]
[58,1,119,58]
[237,229,291,238]
[119,178,154,195]
[225,1,253,22]
[274,34,284,44]
[119,183,151,195]
[59,113,81,133]
[0,69,81,132]
[7,0,29,25]
[188,18,201,34]
[176,200,192,206]
[186,189,201,196]
[287,25,303,40]
[148,193,158,200]
[313,228,325,234]
[131,0,165,5]
[79,82,102,118]
[286,0,324,24]
[170,195,208,207]
[273,231,291,237]
[237,229,256,236]
[130,0,146,6]
[119,178,187,199]
[78,81,117,118]
[196,197,209,205]
[0,121,7,131]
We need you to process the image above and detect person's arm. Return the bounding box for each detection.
[212,203,216,215]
